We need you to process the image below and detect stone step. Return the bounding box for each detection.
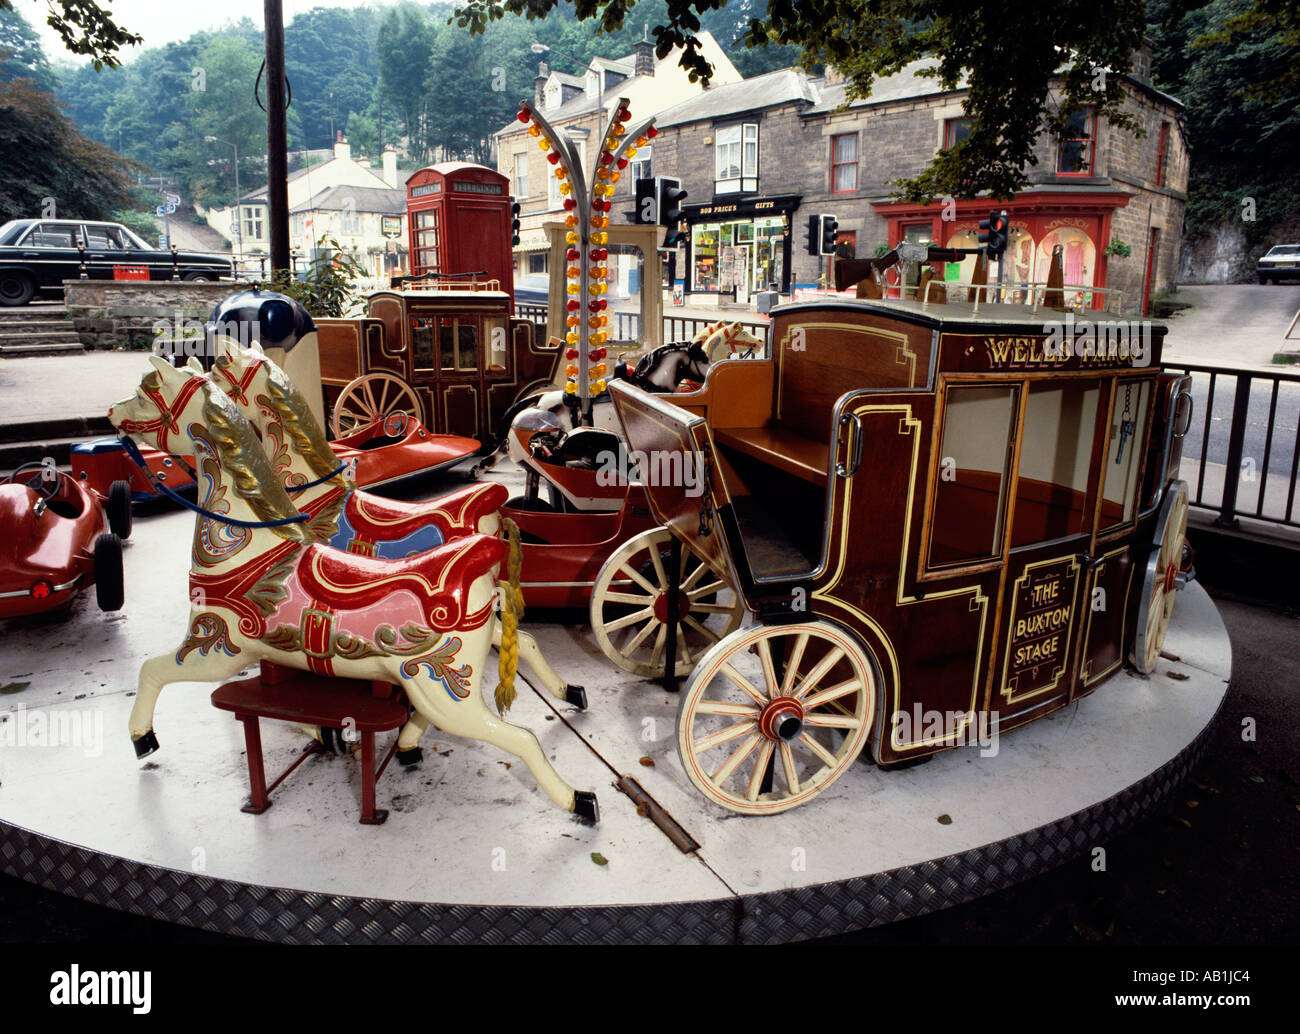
[0,341,86,357]
[0,329,83,341]
[0,320,76,333]
[0,435,102,472]
[0,306,68,322]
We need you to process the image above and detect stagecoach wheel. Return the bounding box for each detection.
[590,526,744,678]
[676,621,875,815]
[1131,480,1190,674]
[330,373,424,439]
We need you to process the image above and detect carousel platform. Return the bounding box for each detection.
[0,508,1230,944]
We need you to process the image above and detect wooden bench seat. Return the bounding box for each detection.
[714,426,829,486]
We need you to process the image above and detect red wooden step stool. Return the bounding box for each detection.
[210,662,410,824]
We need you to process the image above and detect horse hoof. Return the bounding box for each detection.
[573,790,599,824]
[396,746,423,767]
[565,684,588,711]
[133,731,159,759]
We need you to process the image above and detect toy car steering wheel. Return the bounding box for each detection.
[383,411,409,437]
[5,461,64,503]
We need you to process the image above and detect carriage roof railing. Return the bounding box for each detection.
[390,272,503,293]
[917,278,1127,317]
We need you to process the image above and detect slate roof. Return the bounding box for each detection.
[653,67,820,127]
[291,185,406,215]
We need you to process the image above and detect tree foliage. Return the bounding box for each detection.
[0,5,55,89]
[0,72,137,220]
[0,0,140,69]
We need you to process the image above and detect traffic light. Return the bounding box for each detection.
[819,214,839,256]
[978,209,1009,258]
[510,199,521,247]
[634,178,657,224]
[658,177,688,248]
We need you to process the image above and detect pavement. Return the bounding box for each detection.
[0,350,151,424]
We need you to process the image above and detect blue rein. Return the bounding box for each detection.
[118,434,311,529]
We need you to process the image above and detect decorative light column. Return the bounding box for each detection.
[515,95,658,425]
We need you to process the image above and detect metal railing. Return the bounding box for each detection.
[1162,361,1300,530]
[514,303,547,325]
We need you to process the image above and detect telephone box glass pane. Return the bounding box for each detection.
[1011,382,1101,547]
[1099,378,1151,529]
[930,385,1017,568]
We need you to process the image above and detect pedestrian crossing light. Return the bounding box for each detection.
[510,199,522,247]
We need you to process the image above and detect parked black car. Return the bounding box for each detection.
[0,219,232,305]
[1257,243,1300,284]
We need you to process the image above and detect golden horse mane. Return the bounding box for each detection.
[259,360,346,484]
[199,382,311,542]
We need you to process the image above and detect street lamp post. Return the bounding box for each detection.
[205,135,241,264]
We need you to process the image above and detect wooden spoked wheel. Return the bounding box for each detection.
[1132,480,1190,674]
[590,526,745,678]
[331,373,423,438]
[676,621,875,815]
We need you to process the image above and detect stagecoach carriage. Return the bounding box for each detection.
[315,280,561,444]
[612,286,1194,815]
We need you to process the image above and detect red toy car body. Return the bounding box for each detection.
[0,464,131,618]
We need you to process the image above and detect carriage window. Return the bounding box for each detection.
[929,385,1017,568]
[438,318,479,372]
[411,316,436,370]
[1010,381,1101,547]
[484,318,508,372]
[1099,378,1151,530]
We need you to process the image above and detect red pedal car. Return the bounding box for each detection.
[0,462,132,617]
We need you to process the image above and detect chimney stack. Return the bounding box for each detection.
[333,133,351,162]
[534,60,548,107]
[634,39,654,78]
[382,148,397,187]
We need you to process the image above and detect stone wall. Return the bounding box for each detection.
[62,280,254,351]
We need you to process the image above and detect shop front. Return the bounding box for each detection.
[683,195,801,299]
[873,190,1132,308]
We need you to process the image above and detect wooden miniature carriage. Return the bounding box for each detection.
[611,287,1194,814]
[315,280,561,444]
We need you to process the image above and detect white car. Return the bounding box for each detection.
[1257,243,1300,284]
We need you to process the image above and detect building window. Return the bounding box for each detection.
[944,118,973,149]
[513,152,528,197]
[1057,107,1096,175]
[528,252,547,274]
[632,144,651,182]
[714,122,758,194]
[342,208,361,234]
[242,205,264,241]
[830,133,857,193]
[549,137,586,209]
[1155,121,1170,188]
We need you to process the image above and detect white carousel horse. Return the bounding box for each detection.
[108,355,597,821]
[197,344,587,726]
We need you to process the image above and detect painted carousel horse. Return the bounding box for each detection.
[198,340,587,723]
[108,356,598,821]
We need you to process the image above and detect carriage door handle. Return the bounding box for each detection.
[836,413,863,478]
[1172,388,1194,439]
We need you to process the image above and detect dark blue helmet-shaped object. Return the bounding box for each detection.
[205,288,315,354]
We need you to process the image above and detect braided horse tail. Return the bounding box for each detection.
[494,517,525,715]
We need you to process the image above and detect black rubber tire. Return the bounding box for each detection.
[0,271,35,307]
[182,272,213,282]
[93,532,124,612]
[107,480,133,540]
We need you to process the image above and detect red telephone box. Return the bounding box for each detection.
[406,162,515,298]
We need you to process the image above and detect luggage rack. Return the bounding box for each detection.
[919,279,1127,316]
[389,272,502,292]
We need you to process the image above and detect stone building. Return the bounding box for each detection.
[494,33,742,278]
[624,47,1187,314]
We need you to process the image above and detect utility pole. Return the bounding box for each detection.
[264,0,290,278]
